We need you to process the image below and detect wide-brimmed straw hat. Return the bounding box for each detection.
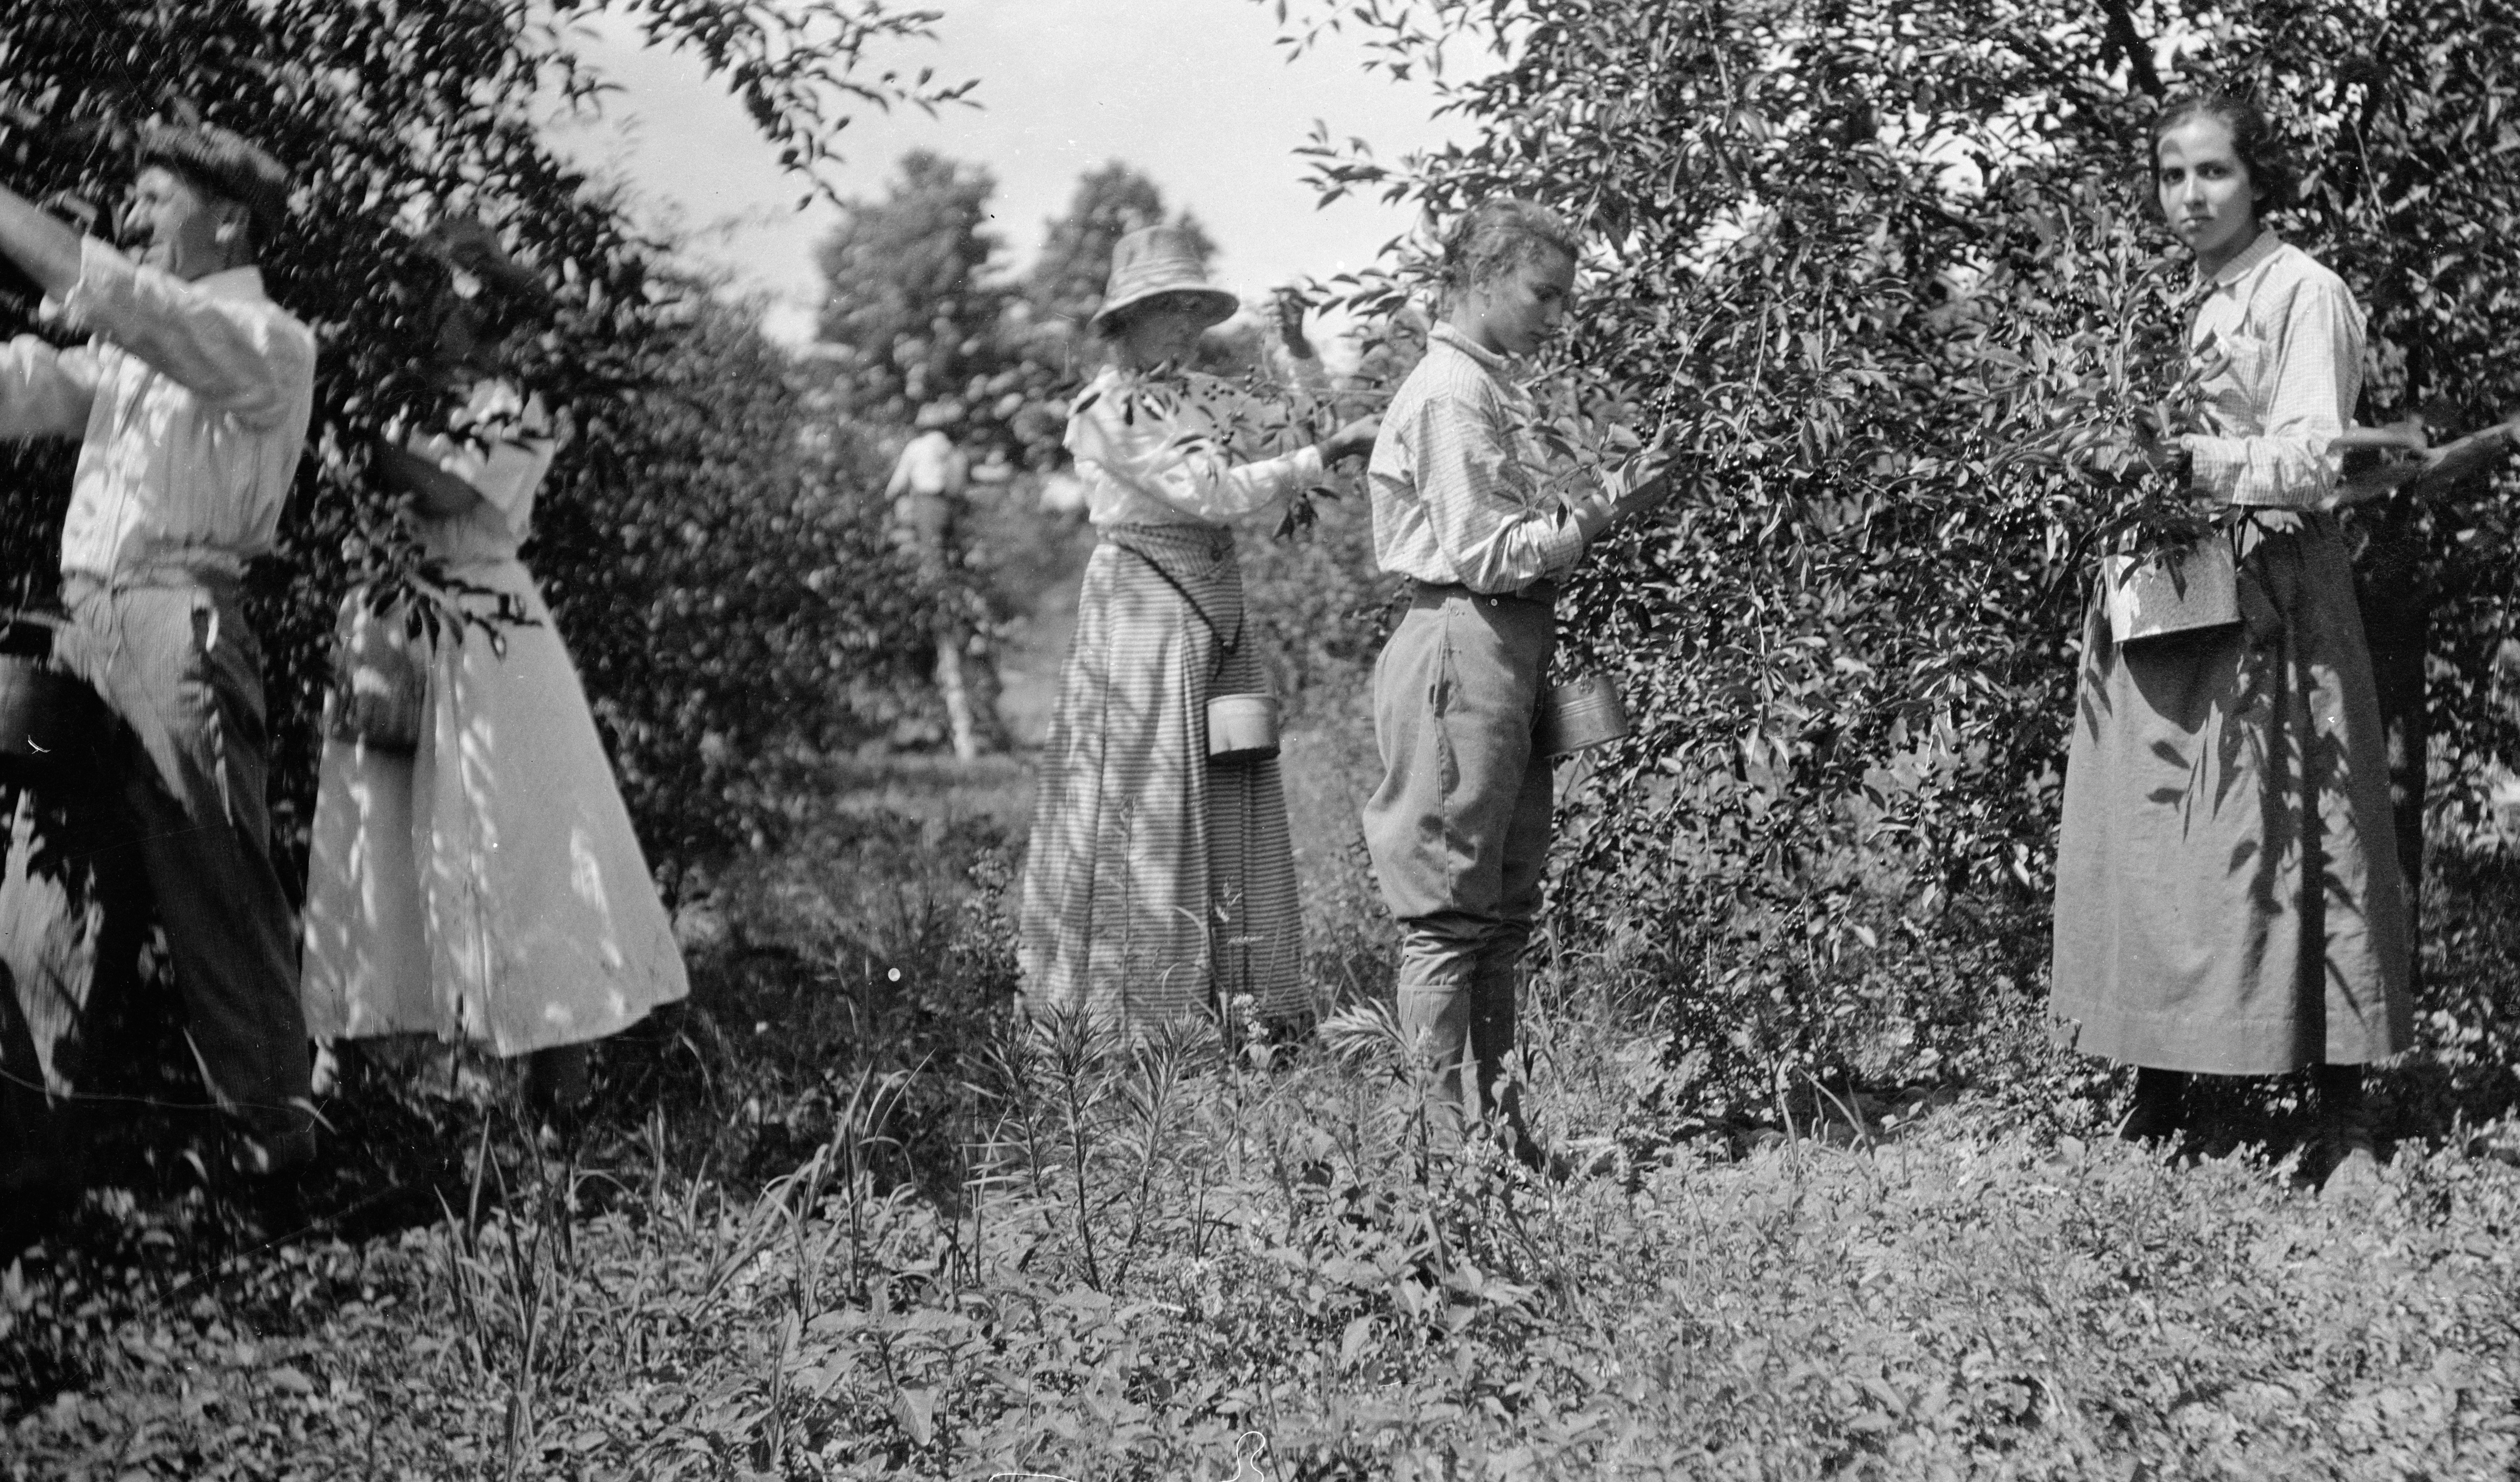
[421,214,556,316]
[135,121,290,240]
[1090,225,1237,335]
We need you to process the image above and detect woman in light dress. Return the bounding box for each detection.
[2048,94,2410,1180]
[1018,225,1376,1032]
[302,217,686,1115]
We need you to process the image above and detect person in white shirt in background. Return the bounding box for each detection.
[300,216,687,1127]
[886,398,987,760]
[0,122,318,1176]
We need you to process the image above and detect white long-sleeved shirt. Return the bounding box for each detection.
[408,378,556,567]
[1064,365,1324,528]
[0,238,316,582]
[2181,232,2363,510]
[1367,321,1588,594]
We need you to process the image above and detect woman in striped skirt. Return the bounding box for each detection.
[1018,226,1377,1030]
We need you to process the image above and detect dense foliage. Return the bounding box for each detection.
[1269,0,2520,1101]
[811,150,1223,467]
[0,0,964,879]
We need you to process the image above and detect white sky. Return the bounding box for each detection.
[550,0,1477,343]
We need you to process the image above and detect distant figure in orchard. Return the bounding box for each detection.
[1363,199,1670,1170]
[300,216,688,1122]
[886,398,986,761]
[1018,225,1377,1029]
[2048,92,2410,1177]
[0,122,318,1176]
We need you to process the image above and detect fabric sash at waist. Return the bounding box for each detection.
[1100,523,1244,656]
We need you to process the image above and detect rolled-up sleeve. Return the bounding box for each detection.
[1412,384,1585,592]
[2185,274,2361,509]
[54,238,314,429]
[1068,389,1322,523]
[0,336,99,438]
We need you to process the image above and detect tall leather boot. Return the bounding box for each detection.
[1395,982,1472,1152]
[1470,955,1564,1177]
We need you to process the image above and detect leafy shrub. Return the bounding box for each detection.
[1265,0,2520,1113]
[0,0,964,891]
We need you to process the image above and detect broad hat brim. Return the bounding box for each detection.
[1089,283,1239,335]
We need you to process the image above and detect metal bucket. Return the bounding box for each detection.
[330,593,429,753]
[0,613,100,770]
[1537,672,1630,759]
[1206,692,1282,763]
[2101,537,2239,645]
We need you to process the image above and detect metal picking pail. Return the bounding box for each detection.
[2101,537,2239,645]
[1207,693,1282,763]
[1537,673,1630,759]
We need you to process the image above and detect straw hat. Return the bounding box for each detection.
[135,121,290,240]
[1090,225,1237,335]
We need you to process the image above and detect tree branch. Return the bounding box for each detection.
[2097,0,2164,98]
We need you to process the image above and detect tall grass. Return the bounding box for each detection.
[10,741,2520,1481]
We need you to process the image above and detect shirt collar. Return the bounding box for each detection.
[2204,230,2283,293]
[1429,320,1511,375]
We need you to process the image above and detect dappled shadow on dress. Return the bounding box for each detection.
[2058,511,2409,1081]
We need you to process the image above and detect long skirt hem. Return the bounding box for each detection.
[1017,524,1304,1031]
[2047,512,2412,1075]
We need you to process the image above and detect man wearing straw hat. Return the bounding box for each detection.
[0,120,318,1176]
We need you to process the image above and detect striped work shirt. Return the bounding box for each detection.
[0,238,315,582]
[1368,321,1588,594]
[2182,232,2363,509]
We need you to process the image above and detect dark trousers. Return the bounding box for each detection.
[55,577,309,1142]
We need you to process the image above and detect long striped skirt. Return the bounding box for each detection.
[1018,523,1305,1029]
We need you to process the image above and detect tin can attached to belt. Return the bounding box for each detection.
[1207,692,1282,763]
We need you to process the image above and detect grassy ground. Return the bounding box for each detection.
[5,745,2520,1481]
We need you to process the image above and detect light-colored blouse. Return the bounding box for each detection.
[1064,365,1324,528]
[2180,232,2363,510]
[407,379,556,566]
[1368,321,1587,594]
